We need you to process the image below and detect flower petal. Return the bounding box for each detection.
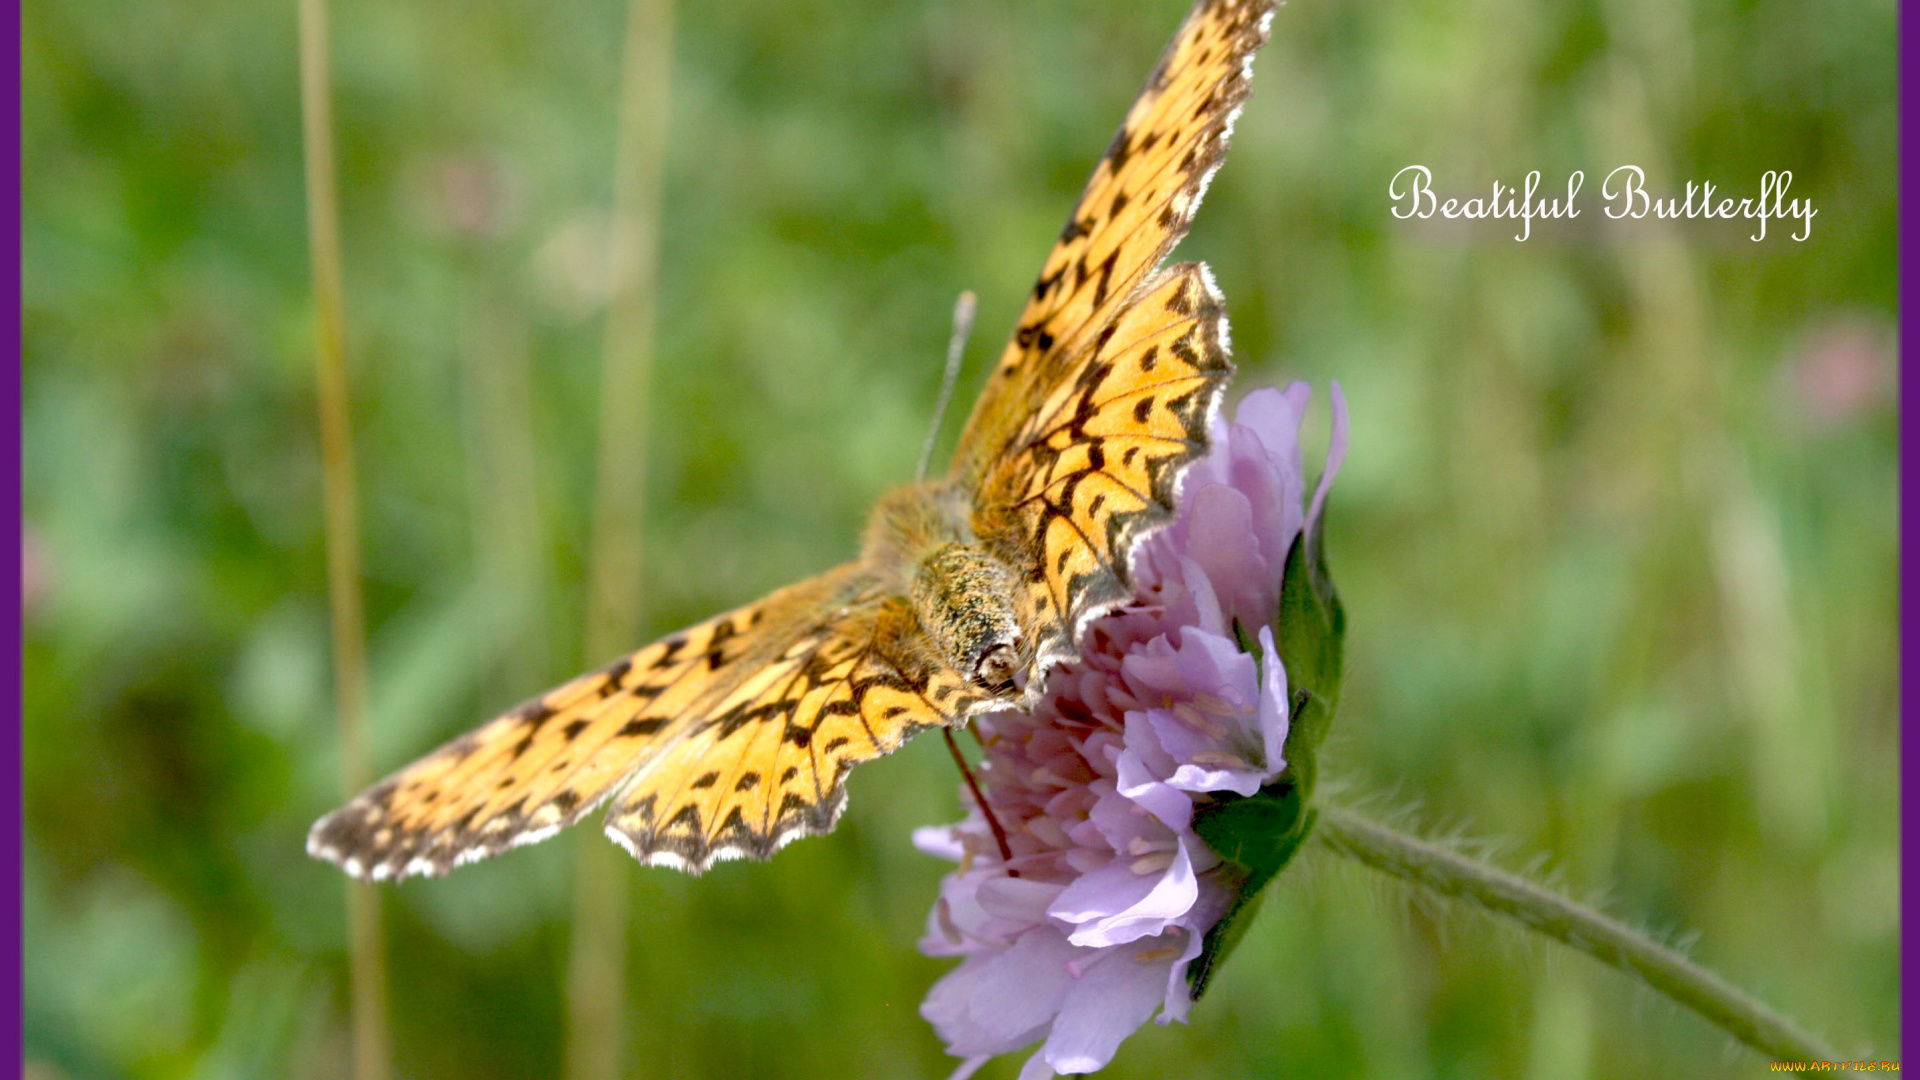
[922,928,1078,1057]
[1307,381,1349,533]
[1256,625,1290,779]
[1114,748,1195,830]
[1040,939,1177,1074]
[1050,836,1197,947]
[1017,1050,1059,1080]
[977,875,1068,925]
[915,825,965,862]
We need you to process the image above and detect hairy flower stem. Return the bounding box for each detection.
[1314,806,1838,1063]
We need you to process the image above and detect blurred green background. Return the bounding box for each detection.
[22,0,1898,1076]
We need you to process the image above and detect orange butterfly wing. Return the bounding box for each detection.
[956,0,1273,667]
[598,590,991,870]
[972,263,1234,673]
[307,564,992,878]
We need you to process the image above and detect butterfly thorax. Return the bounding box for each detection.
[864,480,1027,697]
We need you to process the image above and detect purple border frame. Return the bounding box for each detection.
[5,0,24,1060]
[0,0,1909,1071]
[6,0,24,1057]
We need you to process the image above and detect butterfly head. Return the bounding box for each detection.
[971,640,1021,695]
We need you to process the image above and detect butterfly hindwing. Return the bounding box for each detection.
[973,262,1233,671]
[602,594,993,870]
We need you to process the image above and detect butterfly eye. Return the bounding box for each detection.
[971,642,1019,693]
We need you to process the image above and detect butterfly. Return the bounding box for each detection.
[309,0,1277,881]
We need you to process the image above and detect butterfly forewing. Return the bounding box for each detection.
[951,0,1274,489]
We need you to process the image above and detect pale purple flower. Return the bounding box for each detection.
[917,383,1349,1079]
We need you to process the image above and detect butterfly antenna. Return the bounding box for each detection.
[915,290,978,482]
[942,728,1018,873]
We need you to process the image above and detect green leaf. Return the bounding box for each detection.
[1188,513,1345,999]
[1277,513,1345,715]
[1194,781,1306,872]
[1283,688,1334,806]
[1274,510,1344,803]
[1188,793,1317,999]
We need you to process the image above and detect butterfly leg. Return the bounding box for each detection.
[941,727,1017,874]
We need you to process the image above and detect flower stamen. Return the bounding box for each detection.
[1029,767,1074,789]
[1130,852,1176,875]
[1026,816,1071,848]
[1186,749,1254,770]
[1192,692,1244,716]
[1127,836,1176,856]
[1171,703,1229,738]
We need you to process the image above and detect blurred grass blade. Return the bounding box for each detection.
[296,0,390,1075]
[459,303,550,702]
[566,1,676,1079]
